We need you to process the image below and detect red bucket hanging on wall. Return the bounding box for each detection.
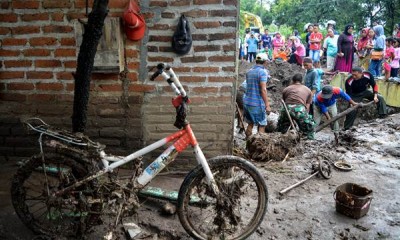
[123,0,146,41]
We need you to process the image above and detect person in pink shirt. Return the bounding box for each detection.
[272,32,285,58]
[309,23,323,63]
[288,36,305,66]
[390,38,400,77]
[383,38,395,80]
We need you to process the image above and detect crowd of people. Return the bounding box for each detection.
[239,22,400,80]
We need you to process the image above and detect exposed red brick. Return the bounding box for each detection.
[56,94,74,102]
[210,10,236,17]
[0,27,10,35]
[0,49,20,57]
[222,66,235,72]
[223,21,236,27]
[125,49,138,58]
[149,24,171,30]
[193,21,221,29]
[0,71,24,79]
[43,0,72,8]
[29,37,58,46]
[56,72,74,80]
[181,56,207,63]
[174,67,192,73]
[12,1,40,9]
[208,55,235,62]
[36,82,64,91]
[108,0,129,8]
[12,26,40,34]
[127,72,138,81]
[127,62,140,70]
[51,12,64,21]
[194,0,221,4]
[170,0,191,6]
[66,83,74,91]
[191,87,219,93]
[4,60,32,68]
[0,13,18,22]
[8,83,35,90]
[194,45,221,52]
[27,94,55,102]
[42,25,74,33]
[0,83,5,90]
[54,49,76,57]
[209,32,236,40]
[179,76,206,82]
[223,45,236,51]
[142,12,155,20]
[21,13,49,21]
[0,93,26,102]
[193,67,220,73]
[1,2,10,9]
[92,73,119,81]
[2,38,28,46]
[220,86,233,92]
[192,34,208,40]
[208,76,236,82]
[35,60,62,68]
[97,84,123,92]
[223,0,237,5]
[108,12,124,18]
[64,61,77,68]
[182,10,208,18]
[161,12,175,18]
[66,12,86,20]
[150,1,168,7]
[128,84,156,92]
[27,71,53,79]
[60,38,76,46]
[149,35,172,42]
[75,0,94,8]
[23,49,51,57]
[147,46,159,52]
[147,56,174,62]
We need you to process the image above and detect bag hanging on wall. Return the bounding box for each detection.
[172,15,192,55]
[123,0,146,41]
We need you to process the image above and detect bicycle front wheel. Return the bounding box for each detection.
[177,155,268,240]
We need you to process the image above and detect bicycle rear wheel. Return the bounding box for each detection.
[11,152,100,237]
[177,155,268,240]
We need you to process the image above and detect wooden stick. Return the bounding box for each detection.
[315,101,374,132]
[281,99,297,133]
[279,171,319,195]
[282,152,290,163]
[235,102,245,132]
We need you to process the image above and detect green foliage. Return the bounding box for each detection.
[240,0,400,38]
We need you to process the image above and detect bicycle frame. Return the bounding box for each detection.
[53,63,219,196]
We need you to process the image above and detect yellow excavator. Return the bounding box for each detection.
[242,11,264,34]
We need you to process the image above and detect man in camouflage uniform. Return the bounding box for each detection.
[277,73,315,139]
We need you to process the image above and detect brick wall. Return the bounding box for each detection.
[0,0,238,168]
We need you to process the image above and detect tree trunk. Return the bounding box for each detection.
[72,0,109,133]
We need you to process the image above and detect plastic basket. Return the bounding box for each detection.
[334,183,373,219]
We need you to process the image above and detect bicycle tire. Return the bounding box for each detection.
[11,152,101,237]
[177,155,268,240]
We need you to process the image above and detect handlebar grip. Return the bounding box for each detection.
[150,63,168,81]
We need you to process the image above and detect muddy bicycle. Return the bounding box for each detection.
[11,63,268,240]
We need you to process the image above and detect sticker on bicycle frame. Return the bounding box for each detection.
[146,161,161,175]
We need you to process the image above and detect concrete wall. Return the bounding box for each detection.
[0,0,238,167]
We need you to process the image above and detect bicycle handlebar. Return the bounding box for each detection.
[150,63,187,98]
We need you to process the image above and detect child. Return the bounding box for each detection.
[383,38,395,79]
[390,38,400,77]
[313,61,324,92]
[273,47,289,61]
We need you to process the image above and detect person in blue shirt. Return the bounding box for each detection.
[243,53,271,138]
[246,32,259,62]
[260,29,272,50]
[313,85,357,137]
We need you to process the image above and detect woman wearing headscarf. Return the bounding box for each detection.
[335,24,356,73]
[272,32,285,58]
[288,36,305,65]
[357,28,371,70]
[368,25,385,77]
